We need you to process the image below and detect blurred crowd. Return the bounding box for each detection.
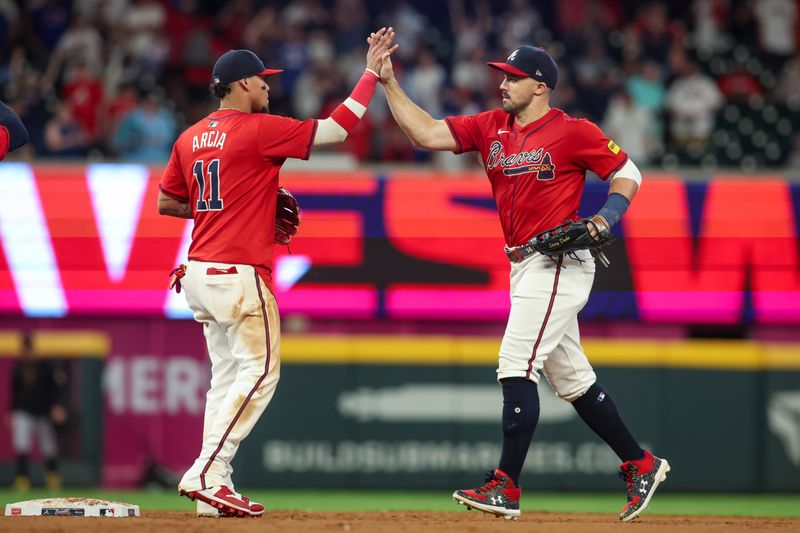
[1,0,799,169]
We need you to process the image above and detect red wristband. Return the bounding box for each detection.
[329,69,379,134]
[350,69,379,107]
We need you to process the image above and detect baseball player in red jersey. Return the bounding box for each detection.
[158,28,397,518]
[376,43,670,521]
[0,101,29,160]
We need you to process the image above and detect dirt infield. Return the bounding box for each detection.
[2,511,800,532]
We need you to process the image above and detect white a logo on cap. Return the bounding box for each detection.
[508,49,519,62]
[536,69,542,76]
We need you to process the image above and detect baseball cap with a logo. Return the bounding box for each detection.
[211,49,283,86]
[487,46,559,89]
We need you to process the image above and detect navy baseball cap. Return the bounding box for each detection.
[488,46,559,89]
[211,49,283,86]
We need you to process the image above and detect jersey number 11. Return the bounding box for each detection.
[193,159,223,211]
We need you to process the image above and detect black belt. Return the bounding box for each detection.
[505,242,539,263]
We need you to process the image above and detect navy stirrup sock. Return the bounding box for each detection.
[498,378,540,486]
[571,382,644,462]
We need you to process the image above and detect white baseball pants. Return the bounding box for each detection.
[497,249,597,402]
[178,261,281,492]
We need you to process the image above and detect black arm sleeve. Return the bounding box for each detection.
[0,101,29,151]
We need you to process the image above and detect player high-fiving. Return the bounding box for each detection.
[157,28,397,518]
[377,42,668,522]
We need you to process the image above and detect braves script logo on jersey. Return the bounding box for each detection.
[486,141,556,181]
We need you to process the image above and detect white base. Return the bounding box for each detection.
[5,498,140,517]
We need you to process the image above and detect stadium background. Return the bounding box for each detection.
[1,0,800,520]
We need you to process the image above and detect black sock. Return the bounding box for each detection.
[46,458,58,472]
[498,378,539,486]
[16,454,29,477]
[571,382,644,462]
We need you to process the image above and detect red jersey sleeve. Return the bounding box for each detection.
[257,115,318,160]
[572,119,628,180]
[0,126,9,161]
[159,143,189,202]
[444,113,486,154]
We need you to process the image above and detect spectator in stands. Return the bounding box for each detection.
[753,0,797,68]
[448,0,491,60]
[105,82,139,140]
[332,0,370,54]
[42,13,102,88]
[28,0,72,59]
[496,0,542,54]
[60,61,104,147]
[634,2,678,65]
[276,24,311,96]
[692,0,728,55]
[385,0,426,63]
[626,60,666,112]
[113,90,176,162]
[44,102,87,157]
[666,61,722,148]
[603,90,657,164]
[118,0,168,81]
[452,47,490,97]
[9,332,68,491]
[406,46,446,119]
[717,64,762,101]
[775,57,800,107]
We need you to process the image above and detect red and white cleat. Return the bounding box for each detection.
[179,485,264,518]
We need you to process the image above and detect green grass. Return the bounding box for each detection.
[1,489,799,517]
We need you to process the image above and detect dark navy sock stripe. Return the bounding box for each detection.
[525,254,562,379]
[200,270,272,489]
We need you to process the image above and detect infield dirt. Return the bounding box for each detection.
[2,511,800,532]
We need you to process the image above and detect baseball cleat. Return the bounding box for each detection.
[179,485,264,518]
[452,469,521,520]
[618,450,670,522]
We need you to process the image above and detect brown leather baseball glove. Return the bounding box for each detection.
[275,187,300,246]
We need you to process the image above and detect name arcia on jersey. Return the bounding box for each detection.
[192,131,227,152]
[486,141,555,180]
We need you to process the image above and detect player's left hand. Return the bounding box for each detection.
[366,27,398,75]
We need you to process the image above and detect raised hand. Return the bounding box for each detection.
[366,27,398,75]
[379,51,396,84]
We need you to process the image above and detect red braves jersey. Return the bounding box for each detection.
[0,126,8,161]
[159,110,318,290]
[445,108,627,247]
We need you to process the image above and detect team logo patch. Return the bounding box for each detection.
[508,49,519,62]
[607,140,621,155]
